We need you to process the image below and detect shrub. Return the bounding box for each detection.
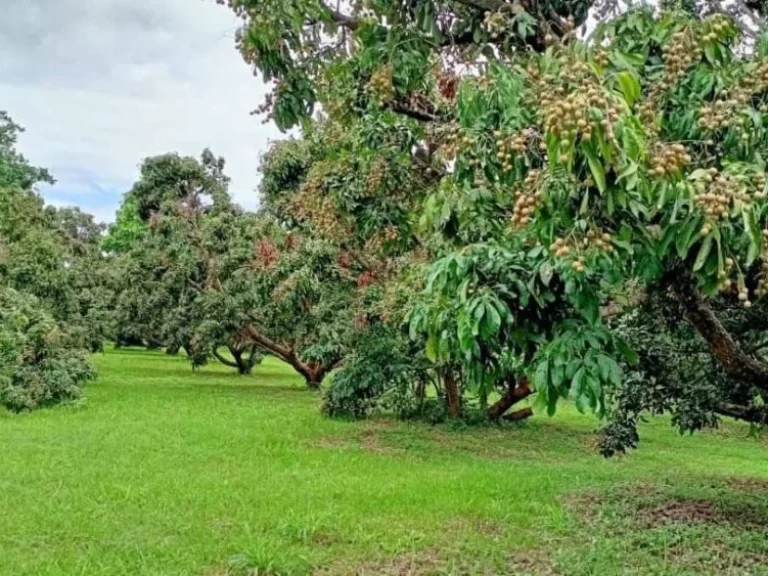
[0,287,94,411]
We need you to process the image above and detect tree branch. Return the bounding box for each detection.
[212,348,239,368]
[669,269,768,394]
[716,402,768,425]
[307,2,360,31]
[487,376,532,420]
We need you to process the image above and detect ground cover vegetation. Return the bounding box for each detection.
[0,348,766,575]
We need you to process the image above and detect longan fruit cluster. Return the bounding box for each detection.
[662,28,701,86]
[742,61,768,95]
[366,159,388,191]
[383,226,400,242]
[585,230,614,253]
[455,131,485,169]
[494,129,535,171]
[698,99,738,130]
[570,257,586,273]
[593,50,610,68]
[716,257,736,294]
[701,13,731,43]
[367,65,394,107]
[649,143,691,177]
[695,170,750,232]
[753,255,768,300]
[548,240,588,273]
[511,192,537,227]
[436,124,461,160]
[753,172,767,197]
[541,83,620,145]
[549,237,572,258]
[510,170,542,227]
[737,283,752,307]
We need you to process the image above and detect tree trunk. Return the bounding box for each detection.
[670,270,768,393]
[504,407,534,422]
[213,347,241,371]
[230,347,253,375]
[415,379,427,406]
[443,369,461,418]
[487,377,533,420]
[240,325,340,389]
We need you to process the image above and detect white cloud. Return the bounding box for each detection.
[0,0,283,222]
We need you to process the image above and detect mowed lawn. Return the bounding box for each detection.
[2,349,768,576]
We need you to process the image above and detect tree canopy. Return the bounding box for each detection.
[219,0,768,450]
[0,112,101,410]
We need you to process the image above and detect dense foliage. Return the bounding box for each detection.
[108,150,371,385]
[224,0,768,450]
[0,113,100,410]
[0,287,95,411]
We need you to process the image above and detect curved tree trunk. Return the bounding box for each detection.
[666,269,768,424]
[241,325,340,389]
[487,377,533,421]
[670,270,768,393]
[213,347,239,368]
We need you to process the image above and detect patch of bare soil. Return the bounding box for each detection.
[636,497,768,529]
[666,538,766,576]
[726,476,768,494]
[312,549,446,576]
[506,550,561,576]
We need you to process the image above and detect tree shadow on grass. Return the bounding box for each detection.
[312,416,599,463]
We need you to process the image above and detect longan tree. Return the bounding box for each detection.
[0,112,98,410]
[112,150,367,386]
[224,0,768,446]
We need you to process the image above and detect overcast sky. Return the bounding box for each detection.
[0,0,283,222]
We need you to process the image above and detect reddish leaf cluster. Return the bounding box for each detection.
[256,239,280,268]
[357,270,375,288]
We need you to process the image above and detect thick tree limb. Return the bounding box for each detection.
[487,376,532,420]
[670,270,768,393]
[241,325,339,387]
[504,407,534,421]
[310,2,361,31]
[716,402,768,425]
[213,348,239,368]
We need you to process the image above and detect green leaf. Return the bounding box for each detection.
[485,302,502,336]
[539,261,554,286]
[533,360,550,391]
[676,217,701,259]
[744,209,762,266]
[597,353,621,384]
[425,333,439,362]
[617,70,641,106]
[704,43,716,65]
[693,236,713,272]
[583,145,606,193]
[617,338,639,365]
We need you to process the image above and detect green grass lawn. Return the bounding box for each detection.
[1,349,767,576]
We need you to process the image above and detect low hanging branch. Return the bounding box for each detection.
[241,325,340,388]
[487,376,533,420]
[670,269,768,395]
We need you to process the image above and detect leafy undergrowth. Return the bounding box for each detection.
[1,349,767,575]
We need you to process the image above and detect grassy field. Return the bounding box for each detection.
[1,349,767,576]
